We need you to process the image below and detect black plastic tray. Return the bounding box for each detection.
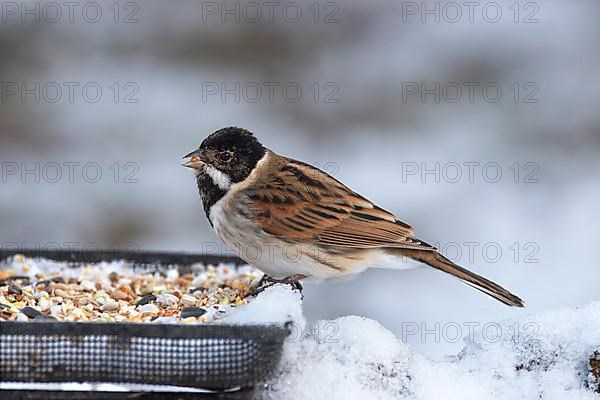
[0,250,288,396]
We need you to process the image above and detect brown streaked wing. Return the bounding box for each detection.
[247,156,435,250]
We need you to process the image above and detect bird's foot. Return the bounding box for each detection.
[253,274,306,297]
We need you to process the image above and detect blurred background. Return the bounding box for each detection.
[1,0,599,358]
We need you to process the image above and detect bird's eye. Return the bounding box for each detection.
[219,152,232,162]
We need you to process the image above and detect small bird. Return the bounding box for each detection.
[183,127,524,307]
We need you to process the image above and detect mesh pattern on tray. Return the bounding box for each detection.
[0,321,287,390]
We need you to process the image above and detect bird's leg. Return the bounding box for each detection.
[256,274,276,287]
[280,274,306,292]
[253,274,307,296]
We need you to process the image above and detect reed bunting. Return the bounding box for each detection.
[184,127,524,307]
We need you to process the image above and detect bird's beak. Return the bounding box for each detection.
[182,148,205,169]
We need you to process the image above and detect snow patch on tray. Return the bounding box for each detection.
[223,285,305,327]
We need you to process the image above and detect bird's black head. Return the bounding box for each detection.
[183,127,266,186]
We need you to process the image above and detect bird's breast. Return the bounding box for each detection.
[208,191,264,254]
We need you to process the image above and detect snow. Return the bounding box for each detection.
[6,256,155,283]
[223,285,304,326]
[2,257,600,398]
[255,287,600,400]
[261,315,413,400]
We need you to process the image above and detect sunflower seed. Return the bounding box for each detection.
[20,306,43,319]
[180,307,206,318]
[135,294,156,306]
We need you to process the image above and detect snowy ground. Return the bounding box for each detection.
[255,286,600,400]
[1,255,599,398]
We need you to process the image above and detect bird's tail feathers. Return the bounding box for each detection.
[390,248,524,307]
